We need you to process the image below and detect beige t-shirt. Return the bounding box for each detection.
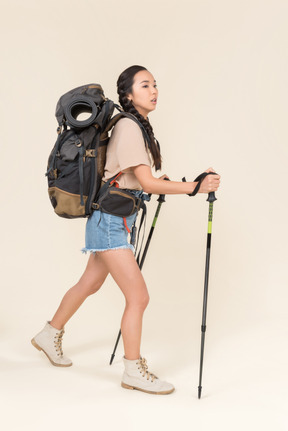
[103,117,151,190]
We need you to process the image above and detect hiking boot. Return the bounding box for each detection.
[31,321,72,367]
[121,357,174,395]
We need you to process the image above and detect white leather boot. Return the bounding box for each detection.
[121,357,175,395]
[31,322,72,367]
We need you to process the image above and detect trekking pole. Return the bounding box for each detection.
[198,190,217,399]
[109,189,167,365]
[137,191,166,268]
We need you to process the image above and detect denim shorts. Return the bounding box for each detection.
[81,190,142,254]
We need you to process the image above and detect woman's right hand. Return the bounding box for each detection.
[198,168,221,194]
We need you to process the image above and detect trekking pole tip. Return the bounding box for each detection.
[109,354,115,365]
[198,386,202,399]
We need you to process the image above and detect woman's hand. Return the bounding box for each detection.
[199,167,221,193]
[158,174,170,180]
[133,164,220,195]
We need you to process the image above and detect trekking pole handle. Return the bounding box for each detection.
[182,172,218,202]
[207,191,217,203]
[158,177,169,203]
[207,173,217,203]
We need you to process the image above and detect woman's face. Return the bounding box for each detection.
[127,70,158,119]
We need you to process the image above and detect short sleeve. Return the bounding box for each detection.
[114,118,151,171]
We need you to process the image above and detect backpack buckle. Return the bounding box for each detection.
[85,149,96,158]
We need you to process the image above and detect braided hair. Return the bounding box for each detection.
[117,65,162,171]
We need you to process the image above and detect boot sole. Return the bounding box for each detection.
[121,382,175,395]
[31,338,72,367]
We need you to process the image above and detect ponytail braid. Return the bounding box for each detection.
[117,66,162,171]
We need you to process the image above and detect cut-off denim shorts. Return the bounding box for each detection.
[81,190,143,254]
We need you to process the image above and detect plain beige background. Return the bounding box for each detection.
[1,0,287,430]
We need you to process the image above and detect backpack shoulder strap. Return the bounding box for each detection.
[101,109,150,146]
[101,112,127,135]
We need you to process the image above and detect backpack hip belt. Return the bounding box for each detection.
[92,172,147,219]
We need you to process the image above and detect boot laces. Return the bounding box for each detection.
[54,329,64,356]
[137,358,158,382]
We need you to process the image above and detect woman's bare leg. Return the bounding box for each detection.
[98,249,149,360]
[50,253,109,330]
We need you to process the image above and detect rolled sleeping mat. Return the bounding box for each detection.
[64,96,99,129]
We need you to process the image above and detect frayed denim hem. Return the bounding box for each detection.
[81,244,135,254]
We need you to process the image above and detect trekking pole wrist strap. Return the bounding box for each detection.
[182,172,217,196]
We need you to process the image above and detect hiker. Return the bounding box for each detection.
[32,65,221,395]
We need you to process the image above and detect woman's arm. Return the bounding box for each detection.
[133,165,221,195]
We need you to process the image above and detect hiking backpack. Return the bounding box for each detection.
[46,84,148,219]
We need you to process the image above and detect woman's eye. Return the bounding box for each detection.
[142,84,157,89]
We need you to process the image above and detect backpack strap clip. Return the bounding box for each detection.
[92,202,100,210]
[85,149,96,158]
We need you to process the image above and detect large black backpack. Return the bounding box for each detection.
[46,84,147,219]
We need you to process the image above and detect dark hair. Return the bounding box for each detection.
[117,65,162,171]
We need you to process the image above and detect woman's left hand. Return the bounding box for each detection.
[159,174,170,180]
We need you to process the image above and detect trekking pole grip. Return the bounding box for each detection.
[207,191,217,203]
[182,172,218,200]
[207,173,218,203]
[158,177,169,203]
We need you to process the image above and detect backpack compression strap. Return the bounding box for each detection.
[182,172,218,196]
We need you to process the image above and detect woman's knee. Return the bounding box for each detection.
[143,292,150,309]
[85,281,103,296]
[127,291,150,311]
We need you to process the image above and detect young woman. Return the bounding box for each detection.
[32,65,221,395]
